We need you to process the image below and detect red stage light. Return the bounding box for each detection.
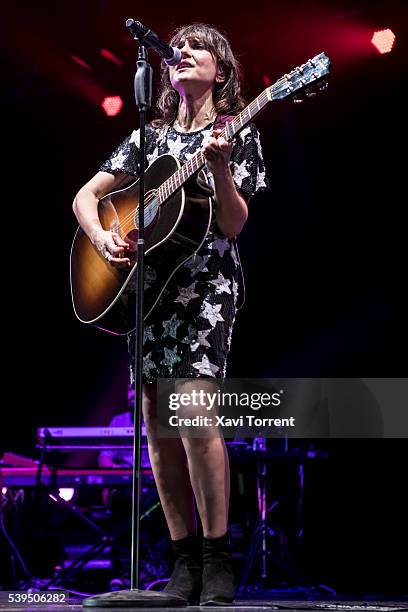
[101,96,123,116]
[100,48,124,67]
[371,29,395,54]
[70,54,93,72]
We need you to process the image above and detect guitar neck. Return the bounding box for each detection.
[157,52,330,204]
[157,89,270,204]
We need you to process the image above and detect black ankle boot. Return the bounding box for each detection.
[200,533,235,606]
[163,534,202,604]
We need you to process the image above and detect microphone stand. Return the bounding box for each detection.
[130,35,151,594]
[82,21,185,609]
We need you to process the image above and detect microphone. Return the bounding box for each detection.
[126,19,182,66]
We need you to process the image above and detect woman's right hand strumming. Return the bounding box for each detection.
[73,170,134,268]
[91,227,132,267]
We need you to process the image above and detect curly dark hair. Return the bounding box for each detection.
[152,23,246,127]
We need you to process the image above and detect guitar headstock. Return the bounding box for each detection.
[268,52,331,102]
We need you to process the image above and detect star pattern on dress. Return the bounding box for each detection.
[143,352,156,377]
[209,272,231,295]
[238,125,252,145]
[167,134,189,158]
[161,313,183,339]
[200,302,224,328]
[231,158,251,186]
[147,152,156,165]
[110,150,128,171]
[181,325,196,345]
[129,130,140,147]
[184,254,210,277]
[191,328,212,352]
[144,325,155,342]
[175,282,200,307]
[208,236,229,257]
[192,354,219,377]
[161,347,181,369]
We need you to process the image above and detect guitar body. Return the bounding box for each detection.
[70,154,212,335]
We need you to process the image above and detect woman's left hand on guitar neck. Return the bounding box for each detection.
[202,129,248,239]
[202,128,232,177]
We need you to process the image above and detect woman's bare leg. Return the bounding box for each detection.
[183,436,230,538]
[142,383,196,540]
[176,379,230,539]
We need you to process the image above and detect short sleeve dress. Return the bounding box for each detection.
[100,121,267,383]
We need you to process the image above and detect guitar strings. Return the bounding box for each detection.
[118,191,157,235]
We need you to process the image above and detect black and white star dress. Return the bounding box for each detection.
[100,121,267,382]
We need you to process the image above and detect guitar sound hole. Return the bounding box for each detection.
[135,191,160,229]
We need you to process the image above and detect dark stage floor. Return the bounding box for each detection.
[1,600,408,612]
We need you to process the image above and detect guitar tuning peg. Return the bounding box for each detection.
[292,96,304,104]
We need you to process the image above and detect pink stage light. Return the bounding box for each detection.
[371,29,396,54]
[101,95,123,116]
